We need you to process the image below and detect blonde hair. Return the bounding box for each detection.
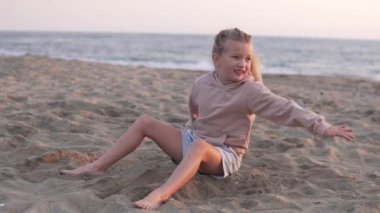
[212,28,262,82]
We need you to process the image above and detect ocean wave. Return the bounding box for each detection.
[1,32,379,81]
[0,49,28,57]
[103,59,213,71]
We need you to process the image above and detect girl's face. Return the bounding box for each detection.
[213,40,252,82]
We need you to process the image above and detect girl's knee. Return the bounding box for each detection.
[188,140,209,154]
[135,114,155,130]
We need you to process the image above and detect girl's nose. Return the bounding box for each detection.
[238,59,247,67]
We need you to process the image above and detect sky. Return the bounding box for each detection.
[1,0,380,40]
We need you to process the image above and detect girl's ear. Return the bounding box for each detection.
[212,53,220,67]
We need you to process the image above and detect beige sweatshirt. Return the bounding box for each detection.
[186,71,332,153]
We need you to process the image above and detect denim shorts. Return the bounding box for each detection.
[181,128,242,179]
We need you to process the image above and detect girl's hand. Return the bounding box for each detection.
[325,125,354,141]
[191,112,199,121]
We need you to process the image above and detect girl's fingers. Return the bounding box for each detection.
[336,128,354,141]
[343,133,353,140]
[343,132,354,141]
[326,125,354,141]
[338,127,353,135]
[340,126,353,132]
[338,125,352,131]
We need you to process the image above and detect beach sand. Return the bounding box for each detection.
[0,55,379,212]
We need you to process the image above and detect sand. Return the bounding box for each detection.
[0,55,379,212]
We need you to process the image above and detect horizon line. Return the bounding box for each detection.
[0,29,379,42]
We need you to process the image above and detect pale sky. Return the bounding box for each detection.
[1,0,380,40]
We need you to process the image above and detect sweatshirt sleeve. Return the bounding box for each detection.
[247,82,332,136]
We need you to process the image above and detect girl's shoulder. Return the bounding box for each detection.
[244,79,266,90]
[242,80,273,98]
[193,71,215,85]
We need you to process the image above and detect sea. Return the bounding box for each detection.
[1,31,380,81]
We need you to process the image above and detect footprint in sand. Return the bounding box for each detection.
[237,169,273,195]
[0,134,28,150]
[90,169,161,200]
[5,123,39,138]
[25,149,99,169]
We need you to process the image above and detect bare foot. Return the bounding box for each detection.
[133,188,168,210]
[59,162,105,176]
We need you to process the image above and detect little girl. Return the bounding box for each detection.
[60,28,354,209]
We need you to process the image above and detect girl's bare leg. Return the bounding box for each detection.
[59,115,183,175]
[134,140,223,209]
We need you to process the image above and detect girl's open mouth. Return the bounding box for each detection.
[234,70,246,75]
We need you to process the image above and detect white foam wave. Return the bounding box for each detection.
[79,58,213,71]
[262,65,300,75]
[0,49,28,57]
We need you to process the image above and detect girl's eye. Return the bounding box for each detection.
[232,56,239,59]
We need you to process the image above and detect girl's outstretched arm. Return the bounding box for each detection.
[247,82,354,138]
[247,82,331,136]
[324,125,354,141]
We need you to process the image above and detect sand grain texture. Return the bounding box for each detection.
[0,56,379,212]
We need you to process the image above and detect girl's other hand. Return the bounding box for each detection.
[191,112,199,121]
[325,125,354,141]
